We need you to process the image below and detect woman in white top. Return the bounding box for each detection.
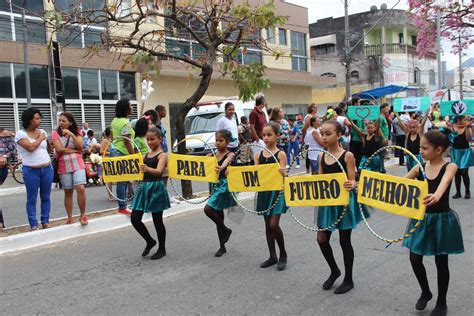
[304,116,324,174]
[15,108,53,230]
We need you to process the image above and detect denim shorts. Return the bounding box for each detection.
[309,159,319,174]
[59,169,87,189]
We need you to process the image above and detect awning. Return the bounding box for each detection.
[309,34,337,47]
[352,85,418,100]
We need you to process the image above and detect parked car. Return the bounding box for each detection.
[174,98,260,155]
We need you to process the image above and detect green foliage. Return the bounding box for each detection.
[124,52,160,80]
[231,63,270,102]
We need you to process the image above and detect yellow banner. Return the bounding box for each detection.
[284,173,350,207]
[227,164,283,192]
[168,154,218,183]
[102,153,144,183]
[357,170,428,220]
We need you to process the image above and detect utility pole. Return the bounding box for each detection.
[458,36,463,100]
[343,0,351,102]
[436,12,443,89]
[21,0,31,107]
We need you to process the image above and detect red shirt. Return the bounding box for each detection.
[249,107,267,140]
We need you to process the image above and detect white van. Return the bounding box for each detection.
[175,98,261,155]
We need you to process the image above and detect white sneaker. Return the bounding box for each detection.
[295,165,301,169]
[169,196,180,204]
[286,165,290,169]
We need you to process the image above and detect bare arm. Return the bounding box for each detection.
[123,137,135,154]
[52,139,81,154]
[464,125,472,142]
[347,118,365,139]
[311,130,325,146]
[277,150,287,177]
[219,152,235,171]
[394,112,409,134]
[344,151,356,190]
[418,108,430,136]
[249,123,258,141]
[17,133,46,153]
[301,116,311,140]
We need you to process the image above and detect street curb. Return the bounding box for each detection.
[0,192,254,256]
[0,158,400,255]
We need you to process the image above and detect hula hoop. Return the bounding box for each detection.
[169,137,217,204]
[102,136,143,202]
[286,148,351,232]
[359,145,426,244]
[230,143,284,215]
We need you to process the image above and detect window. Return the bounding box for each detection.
[101,70,118,100]
[62,68,80,99]
[412,35,417,46]
[0,1,10,12]
[117,0,131,17]
[351,70,360,79]
[321,72,336,78]
[314,43,335,55]
[470,79,474,87]
[429,70,436,86]
[266,27,275,44]
[0,14,12,40]
[166,38,191,58]
[291,31,307,72]
[14,64,49,98]
[0,63,12,98]
[0,103,15,131]
[120,72,136,100]
[57,25,83,48]
[11,0,44,14]
[414,67,421,84]
[14,18,46,44]
[279,28,287,45]
[398,33,404,44]
[80,69,99,99]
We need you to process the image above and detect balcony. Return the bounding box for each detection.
[364,44,436,59]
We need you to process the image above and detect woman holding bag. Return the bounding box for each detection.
[52,112,88,225]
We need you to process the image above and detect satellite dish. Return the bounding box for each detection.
[370,5,378,12]
[381,3,388,10]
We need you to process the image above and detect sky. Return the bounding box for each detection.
[287,0,473,70]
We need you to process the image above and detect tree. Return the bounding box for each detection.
[47,0,287,197]
[408,0,473,58]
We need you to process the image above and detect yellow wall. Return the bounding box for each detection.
[312,84,371,105]
[145,75,313,133]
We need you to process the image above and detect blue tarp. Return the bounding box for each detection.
[352,85,417,100]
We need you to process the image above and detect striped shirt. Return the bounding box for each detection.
[52,131,85,174]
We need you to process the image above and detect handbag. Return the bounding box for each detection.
[53,136,70,183]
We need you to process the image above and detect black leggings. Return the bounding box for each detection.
[204,205,229,245]
[410,252,449,307]
[454,168,470,194]
[131,211,166,250]
[317,229,354,282]
[264,215,287,259]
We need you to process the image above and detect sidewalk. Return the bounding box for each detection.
[0,157,400,255]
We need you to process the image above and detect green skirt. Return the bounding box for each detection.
[131,181,170,213]
[402,210,464,256]
[451,148,473,169]
[406,153,423,172]
[316,191,370,231]
[207,178,237,212]
[257,190,287,217]
[359,155,383,172]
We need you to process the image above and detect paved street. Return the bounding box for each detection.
[0,160,310,227]
[0,165,472,315]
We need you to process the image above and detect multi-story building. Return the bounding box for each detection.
[309,5,439,107]
[0,0,333,143]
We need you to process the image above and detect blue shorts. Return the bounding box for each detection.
[309,159,319,173]
[59,169,87,189]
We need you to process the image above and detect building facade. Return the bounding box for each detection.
[309,6,439,107]
[0,0,334,143]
